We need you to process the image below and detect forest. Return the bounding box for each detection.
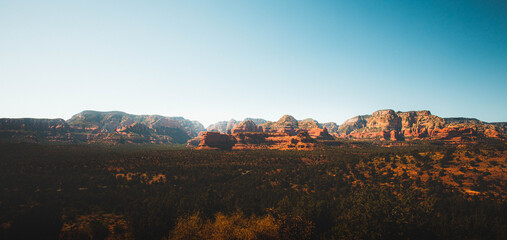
[0,140,505,240]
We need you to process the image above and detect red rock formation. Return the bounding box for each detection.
[366,109,402,131]
[322,122,339,134]
[232,131,317,150]
[197,132,237,150]
[307,127,334,140]
[206,119,239,133]
[337,115,370,134]
[231,120,263,133]
[116,123,152,135]
[336,109,505,142]
[260,115,299,133]
[186,132,204,148]
[381,130,402,141]
[298,118,321,130]
[398,110,445,138]
[194,130,319,150]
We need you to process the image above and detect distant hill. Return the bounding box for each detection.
[0,111,204,144]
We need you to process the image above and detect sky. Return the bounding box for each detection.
[1,0,506,127]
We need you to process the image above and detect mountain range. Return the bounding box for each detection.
[0,110,504,147]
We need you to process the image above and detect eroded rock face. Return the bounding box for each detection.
[398,111,445,138]
[337,115,370,134]
[261,115,299,132]
[206,119,239,133]
[195,129,319,150]
[277,115,298,127]
[322,122,339,134]
[197,132,237,150]
[298,119,322,130]
[186,132,205,148]
[232,131,318,150]
[366,109,402,131]
[231,120,263,133]
[307,127,334,140]
[116,123,152,135]
[244,118,268,125]
[337,109,505,141]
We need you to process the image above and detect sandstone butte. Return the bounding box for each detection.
[336,109,504,142]
[192,110,505,150]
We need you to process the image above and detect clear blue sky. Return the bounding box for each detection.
[1,0,506,126]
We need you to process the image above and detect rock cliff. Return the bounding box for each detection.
[298,118,322,130]
[197,132,237,150]
[206,119,239,133]
[231,120,263,133]
[337,109,504,141]
[322,122,339,134]
[307,127,334,140]
[337,115,370,134]
[365,109,402,131]
[260,115,299,132]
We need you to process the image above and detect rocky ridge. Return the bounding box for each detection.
[0,111,204,144]
[337,109,504,141]
[0,109,504,146]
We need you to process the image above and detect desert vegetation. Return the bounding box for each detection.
[0,140,505,239]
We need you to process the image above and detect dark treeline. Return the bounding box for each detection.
[0,141,505,240]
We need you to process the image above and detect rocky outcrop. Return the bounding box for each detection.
[337,115,370,134]
[207,118,268,133]
[261,115,299,132]
[298,118,322,130]
[365,109,402,131]
[231,131,317,150]
[397,110,445,138]
[197,132,237,150]
[231,120,263,133]
[322,122,339,134]
[116,123,153,135]
[244,118,268,125]
[307,127,334,140]
[337,109,504,141]
[192,116,335,149]
[206,119,239,133]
